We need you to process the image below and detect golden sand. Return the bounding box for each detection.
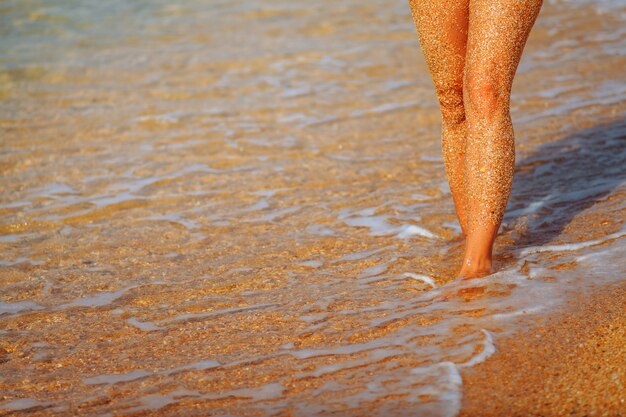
[460,281,626,417]
[0,0,625,415]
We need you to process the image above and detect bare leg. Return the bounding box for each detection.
[459,0,543,278]
[408,0,470,236]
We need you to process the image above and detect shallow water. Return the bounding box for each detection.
[1,0,625,416]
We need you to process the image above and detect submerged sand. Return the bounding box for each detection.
[460,281,626,417]
[1,0,625,415]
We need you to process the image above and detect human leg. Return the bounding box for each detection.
[460,0,544,278]
[408,0,471,236]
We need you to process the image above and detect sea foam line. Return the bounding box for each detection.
[403,272,437,288]
[458,330,496,368]
[519,227,626,256]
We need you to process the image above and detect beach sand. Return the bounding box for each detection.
[460,281,626,417]
[1,0,625,415]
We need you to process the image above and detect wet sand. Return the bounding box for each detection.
[460,281,626,417]
[1,0,625,415]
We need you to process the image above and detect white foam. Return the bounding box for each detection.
[164,359,221,375]
[0,257,44,266]
[337,246,388,261]
[114,389,201,414]
[0,301,44,315]
[290,338,404,359]
[519,227,626,256]
[458,330,496,368]
[299,313,328,323]
[504,195,551,218]
[491,305,545,320]
[575,240,624,263]
[359,262,389,278]
[297,259,323,268]
[305,224,337,236]
[84,359,222,387]
[342,214,438,239]
[342,215,397,236]
[295,349,401,378]
[65,287,132,308]
[0,398,51,411]
[442,221,462,233]
[409,362,463,417]
[84,370,151,385]
[412,192,434,201]
[403,272,437,288]
[127,317,163,331]
[246,198,270,211]
[0,232,36,243]
[205,383,285,401]
[397,224,438,239]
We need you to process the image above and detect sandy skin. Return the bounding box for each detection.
[408,0,544,279]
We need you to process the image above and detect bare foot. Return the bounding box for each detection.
[458,265,492,279]
[458,223,498,279]
[457,253,493,279]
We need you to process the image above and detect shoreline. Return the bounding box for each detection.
[459,280,626,417]
[1,0,625,414]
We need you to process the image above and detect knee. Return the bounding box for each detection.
[463,75,508,120]
[436,85,465,126]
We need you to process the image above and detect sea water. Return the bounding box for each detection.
[1,0,625,415]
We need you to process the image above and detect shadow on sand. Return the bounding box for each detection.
[503,117,626,250]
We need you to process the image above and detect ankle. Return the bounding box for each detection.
[458,254,493,279]
[463,245,493,264]
[463,228,496,265]
[462,253,492,271]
